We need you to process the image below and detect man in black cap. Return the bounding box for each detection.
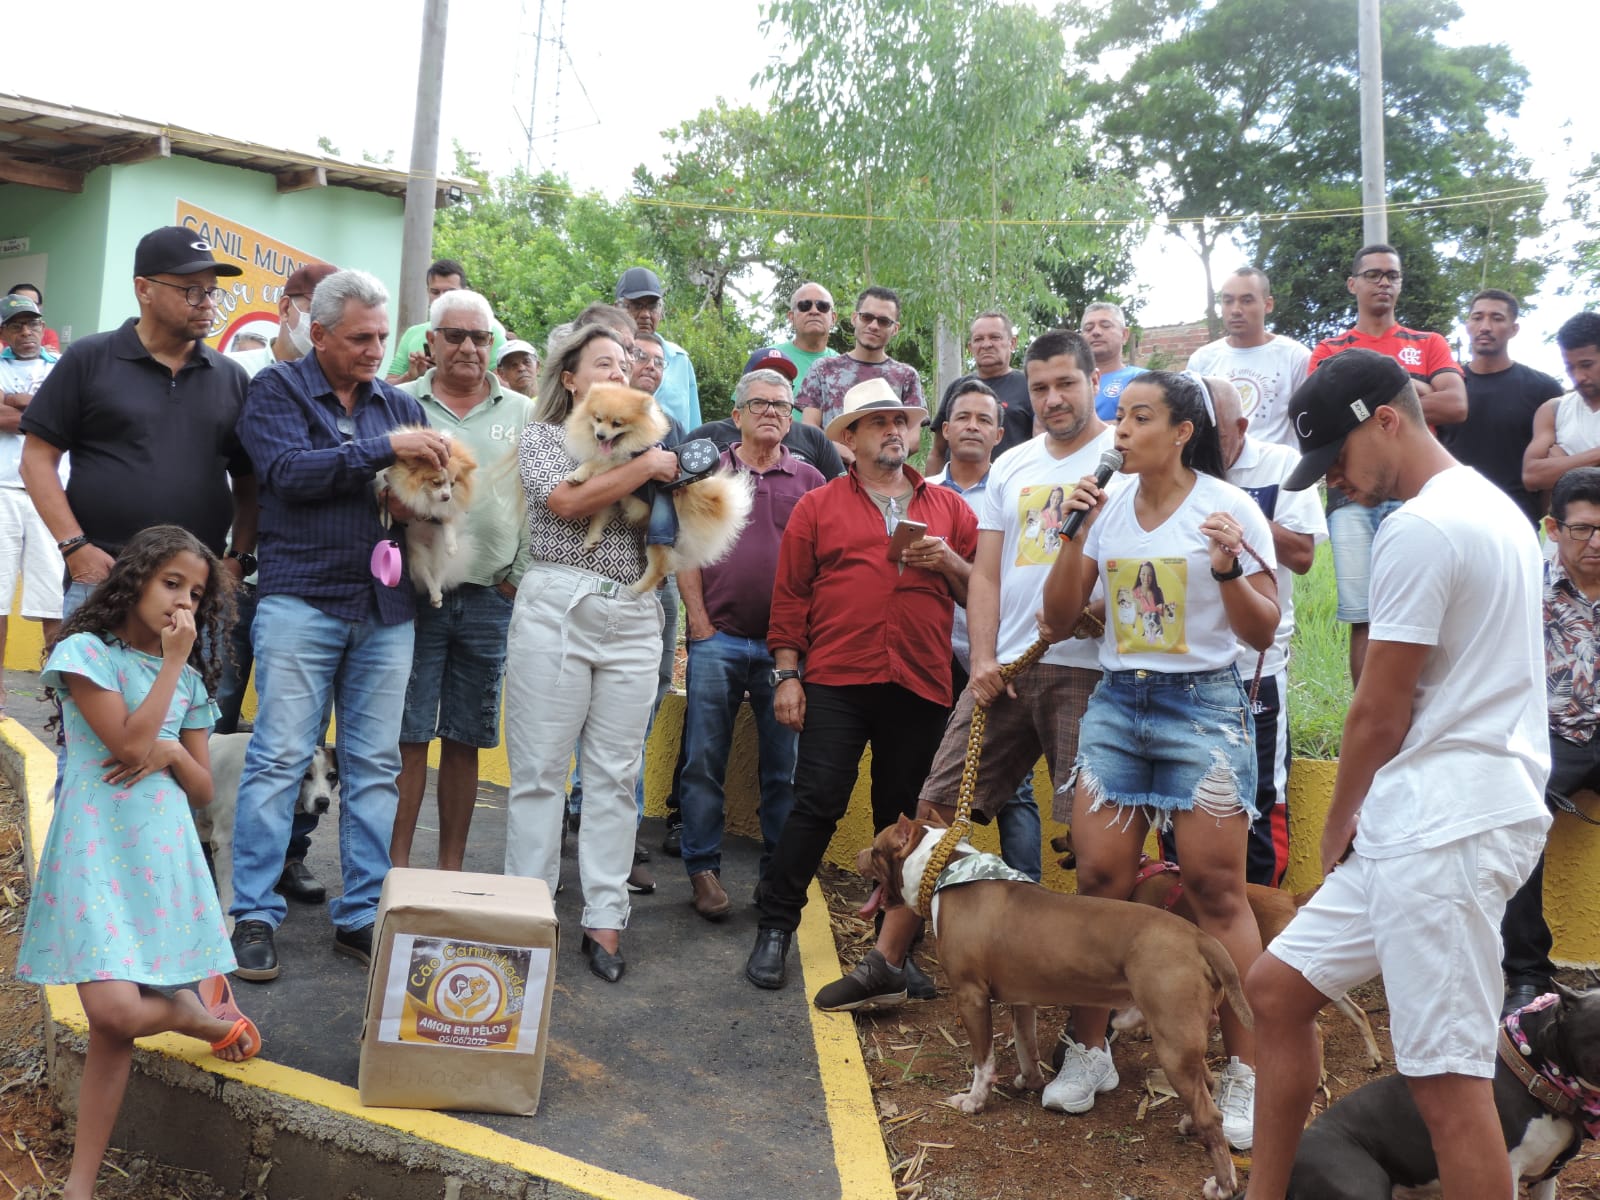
[615,267,700,430]
[19,225,257,618]
[1240,348,1551,1200]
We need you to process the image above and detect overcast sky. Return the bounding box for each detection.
[5,0,1593,373]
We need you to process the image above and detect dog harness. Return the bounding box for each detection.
[1132,856,1184,910]
[1500,993,1600,1139]
[933,851,1035,894]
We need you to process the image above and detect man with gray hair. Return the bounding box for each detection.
[1081,301,1144,421]
[677,369,827,918]
[230,268,450,982]
[390,290,533,872]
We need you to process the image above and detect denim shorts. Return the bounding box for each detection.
[1328,498,1402,623]
[1075,666,1258,826]
[400,582,515,747]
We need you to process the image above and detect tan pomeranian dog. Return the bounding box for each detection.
[377,427,478,607]
[563,383,754,593]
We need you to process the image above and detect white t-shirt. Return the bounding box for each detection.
[1186,335,1312,450]
[1084,472,1276,673]
[0,354,56,486]
[1355,467,1550,858]
[1225,437,1328,675]
[227,344,285,380]
[979,428,1123,669]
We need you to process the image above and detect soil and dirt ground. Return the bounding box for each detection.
[3,774,1599,1198]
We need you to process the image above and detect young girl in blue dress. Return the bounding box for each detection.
[17,525,260,1200]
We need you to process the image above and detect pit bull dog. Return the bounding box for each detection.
[1289,983,1600,1200]
[1126,861,1383,1069]
[195,732,340,919]
[861,815,1254,1200]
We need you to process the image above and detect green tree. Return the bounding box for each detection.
[757,0,1142,367]
[1070,0,1546,334]
[1565,153,1600,299]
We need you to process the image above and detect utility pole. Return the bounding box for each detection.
[399,0,449,333]
[1358,0,1387,244]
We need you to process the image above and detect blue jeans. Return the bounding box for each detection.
[997,782,1043,882]
[229,595,413,932]
[678,631,797,880]
[213,582,324,862]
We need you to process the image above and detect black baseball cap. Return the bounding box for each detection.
[133,226,244,278]
[615,267,664,302]
[1284,348,1411,491]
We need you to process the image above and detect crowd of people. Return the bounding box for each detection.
[6,221,1600,1199]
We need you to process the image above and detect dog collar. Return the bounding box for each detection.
[1501,997,1600,1138]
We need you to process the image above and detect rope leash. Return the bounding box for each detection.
[916,637,1050,914]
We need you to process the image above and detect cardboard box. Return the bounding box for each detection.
[358,868,559,1115]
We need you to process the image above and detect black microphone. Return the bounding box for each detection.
[1061,448,1124,541]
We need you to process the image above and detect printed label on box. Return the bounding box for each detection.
[377,934,551,1053]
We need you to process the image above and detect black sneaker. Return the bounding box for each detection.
[333,923,375,968]
[814,949,909,1012]
[661,819,683,857]
[231,919,279,982]
[904,956,938,1000]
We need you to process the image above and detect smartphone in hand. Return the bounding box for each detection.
[886,520,928,561]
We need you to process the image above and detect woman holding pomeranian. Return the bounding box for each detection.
[502,323,679,983]
[1040,371,1279,1149]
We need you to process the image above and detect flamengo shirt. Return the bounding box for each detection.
[979,428,1124,669]
[1083,472,1275,674]
[768,465,978,707]
[1356,466,1550,858]
[1225,437,1328,676]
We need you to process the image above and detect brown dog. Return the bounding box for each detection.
[861,816,1253,1200]
[1125,862,1384,1069]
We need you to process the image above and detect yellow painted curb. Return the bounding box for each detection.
[4,716,894,1200]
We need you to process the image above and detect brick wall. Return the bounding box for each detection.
[1134,319,1213,370]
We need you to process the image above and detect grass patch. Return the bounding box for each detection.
[1287,542,1351,759]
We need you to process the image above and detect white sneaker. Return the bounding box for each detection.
[1041,1039,1118,1114]
[1217,1056,1255,1150]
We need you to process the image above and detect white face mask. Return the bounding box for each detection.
[286,301,314,356]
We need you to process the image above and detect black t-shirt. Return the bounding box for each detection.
[934,369,1033,457]
[21,318,252,557]
[1438,361,1564,525]
[689,417,845,480]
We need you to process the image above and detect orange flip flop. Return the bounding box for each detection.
[198,974,262,1061]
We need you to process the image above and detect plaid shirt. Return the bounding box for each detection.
[1545,555,1600,745]
[238,353,425,625]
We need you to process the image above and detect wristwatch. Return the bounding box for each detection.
[225,548,259,576]
[770,668,801,686]
[1211,559,1244,582]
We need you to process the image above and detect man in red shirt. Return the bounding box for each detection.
[1307,244,1466,684]
[745,378,978,998]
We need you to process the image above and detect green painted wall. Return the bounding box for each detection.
[0,169,115,343]
[0,154,403,345]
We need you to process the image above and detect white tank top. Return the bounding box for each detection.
[1554,391,1600,455]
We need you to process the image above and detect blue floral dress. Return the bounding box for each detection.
[16,633,234,986]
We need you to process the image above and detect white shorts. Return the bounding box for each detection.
[1267,819,1545,1078]
[0,487,63,619]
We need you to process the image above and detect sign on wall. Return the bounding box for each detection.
[176,200,329,351]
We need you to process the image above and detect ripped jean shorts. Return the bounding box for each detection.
[1073,666,1259,829]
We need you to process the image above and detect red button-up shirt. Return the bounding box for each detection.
[768,465,978,707]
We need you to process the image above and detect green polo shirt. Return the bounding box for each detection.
[399,369,533,587]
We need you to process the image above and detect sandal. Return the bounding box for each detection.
[198,974,262,1061]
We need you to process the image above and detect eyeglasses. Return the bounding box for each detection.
[794,299,832,313]
[1557,522,1600,542]
[5,319,43,332]
[1355,269,1403,284]
[634,354,666,370]
[620,296,662,312]
[741,399,791,416]
[435,327,493,347]
[145,278,226,307]
[856,311,898,328]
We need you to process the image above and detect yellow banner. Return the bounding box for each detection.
[175,199,329,351]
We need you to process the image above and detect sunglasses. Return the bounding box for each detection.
[435,327,494,346]
[794,299,833,313]
[855,311,898,328]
